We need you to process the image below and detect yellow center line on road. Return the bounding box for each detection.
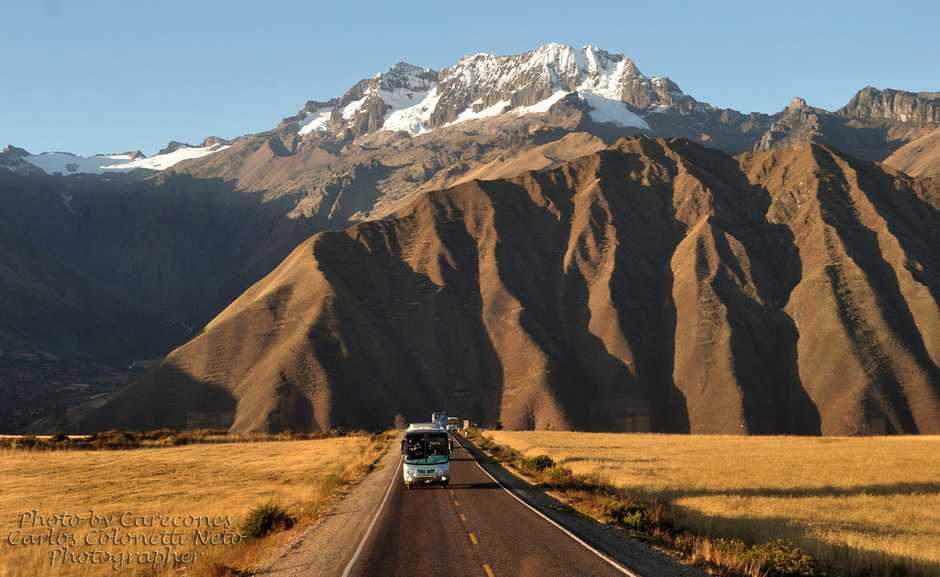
[469,533,478,545]
[484,564,495,577]
[460,514,467,522]
[454,500,459,507]
[450,489,454,495]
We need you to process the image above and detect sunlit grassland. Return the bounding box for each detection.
[0,435,386,577]
[486,432,940,576]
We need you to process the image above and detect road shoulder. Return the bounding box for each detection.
[255,436,402,577]
[456,434,709,577]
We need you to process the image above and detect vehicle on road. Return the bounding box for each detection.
[402,423,452,489]
[446,417,459,432]
[431,410,447,427]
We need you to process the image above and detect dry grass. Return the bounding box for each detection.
[0,435,385,577]
[486,432,940,576]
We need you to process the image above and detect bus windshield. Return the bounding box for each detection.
[404,433,449,465]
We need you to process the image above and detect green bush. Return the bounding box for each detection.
[520,454,555,473]
[50,432,70,443]
[601,497,649,530]
[142,429,177,441]
[475,434,499,452]
[171,431,192,446]
[706,538,823,577]
[107,431,140,448]
[82,430,140,450]
[239,503,296,540]
[747,540,823,576]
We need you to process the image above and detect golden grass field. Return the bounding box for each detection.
[0,437,380,577]
[486,432,940,576]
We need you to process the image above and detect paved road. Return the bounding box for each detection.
[343,434,634,577]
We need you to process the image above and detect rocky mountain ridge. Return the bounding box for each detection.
[840,86,940,123]
[6,44,940,180]
[757,87,940,166]
[290,43,777,154]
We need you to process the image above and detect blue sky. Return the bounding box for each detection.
[2,0,938,157]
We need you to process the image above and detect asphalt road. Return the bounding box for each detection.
[342,433,635,577]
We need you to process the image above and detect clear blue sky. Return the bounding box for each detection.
[2,0,938,157]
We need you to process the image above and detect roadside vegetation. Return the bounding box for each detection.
[0,430,395,577]
[0,428,354,451]
[467,429,940,577]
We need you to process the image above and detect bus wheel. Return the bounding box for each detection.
[407,483,412,490]
[440,482,448,489]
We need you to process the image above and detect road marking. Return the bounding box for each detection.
[460,514,467,521]
[469,532,478,544]
[484,564,495,577]
[454,500,459,507]
[461,438,641,577]
[449,489,454,495]
[341,453,402,577]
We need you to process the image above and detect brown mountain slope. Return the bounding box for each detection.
[0,117,623,330]
[883,128,940,177]
[81,137,940,435]
[737,146,940,434]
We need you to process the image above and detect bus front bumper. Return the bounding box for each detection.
[403,465,449,485]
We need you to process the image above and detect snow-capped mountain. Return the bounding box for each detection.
[293,44,698,141]
[4,44,731,178]
[7,43,940,181]
[1,139,232,177]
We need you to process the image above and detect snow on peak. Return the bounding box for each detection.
[436,43,650,130]
[294,43,677,139]
[21,142,229,176]
[380,88,441,135]
[297,106,333,136]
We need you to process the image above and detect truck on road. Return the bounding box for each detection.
[446,417,459,432]
[401,423,451,489]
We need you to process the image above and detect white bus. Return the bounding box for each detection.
[401,423,451,489]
